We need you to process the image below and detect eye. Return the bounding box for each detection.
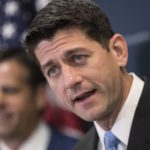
[48,66,60,77]
[73,55,86,64]
[3,87,20,94]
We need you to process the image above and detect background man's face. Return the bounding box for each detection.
[0,60,40,139]
[35,28,125,122]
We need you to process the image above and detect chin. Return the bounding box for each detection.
[78,113,100,122]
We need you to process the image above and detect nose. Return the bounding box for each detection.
[62,65,83,89]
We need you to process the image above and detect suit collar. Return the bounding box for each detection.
[127,78,150,150]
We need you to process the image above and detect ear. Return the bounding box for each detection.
[109,33,128,67]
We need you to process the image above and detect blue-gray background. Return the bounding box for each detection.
[94,0,150,78]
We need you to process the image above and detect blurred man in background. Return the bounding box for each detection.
[0,0,90,137]
[0,48,77,150]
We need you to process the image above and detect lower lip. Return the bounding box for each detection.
[74,90,96,105]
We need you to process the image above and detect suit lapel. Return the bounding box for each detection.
[127,78,150,150]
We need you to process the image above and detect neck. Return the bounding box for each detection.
[96,73,133,131]
[1,120,40,150]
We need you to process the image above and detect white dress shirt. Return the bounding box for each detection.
[0,121,51,150]
[94,73,144,150]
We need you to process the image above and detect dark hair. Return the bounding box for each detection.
[25,0,114,56]
[0,47,46,90]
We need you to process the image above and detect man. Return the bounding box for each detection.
[0,48,77,150]
[25,0,150,150]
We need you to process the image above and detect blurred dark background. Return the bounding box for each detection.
[95,0,150,77]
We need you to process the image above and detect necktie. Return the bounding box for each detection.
[104,131,120,150]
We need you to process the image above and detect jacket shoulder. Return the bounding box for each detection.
[73,126,98,150]
[47,127,78,150]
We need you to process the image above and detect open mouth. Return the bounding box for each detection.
[74,89,96,102]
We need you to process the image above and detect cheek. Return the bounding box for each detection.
[9,94,33,112]
[50,82,72,109]
[50,82,65,100]
[10,103,28,117]
[90,60,116,83]
[7,97,25,110]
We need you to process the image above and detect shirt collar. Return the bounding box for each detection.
[94,73,144,147]
[20,121,51,150]
[0,121,51,150]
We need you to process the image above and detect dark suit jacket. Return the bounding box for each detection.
[47,127,78,150]
[73,78,150,150]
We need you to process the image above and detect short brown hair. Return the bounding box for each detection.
[25,0,114,56]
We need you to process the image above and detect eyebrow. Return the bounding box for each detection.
[64,48,90,57]
[41,48,90,71]
[41,60,54,71]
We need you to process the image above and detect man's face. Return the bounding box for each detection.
[0,60,41,139]
[35,28,127,122]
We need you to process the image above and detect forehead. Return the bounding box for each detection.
[0,60,29,85]
[35,28,94,65]
[37,28,89,49]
